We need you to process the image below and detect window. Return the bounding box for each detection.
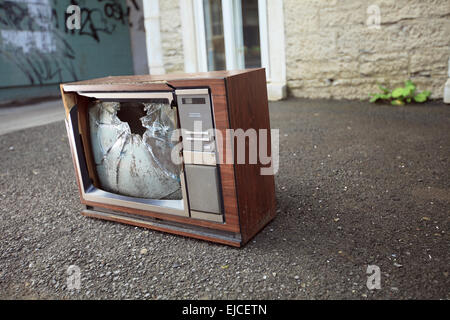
[194,0,269,76]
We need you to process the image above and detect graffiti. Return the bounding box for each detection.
[0,0,140,86]
[104,1,127,23]
[74,6,115,42]
[65,0,142,42]
[126,0,145,32]
[0,0,77,85]
[125,0,144,30]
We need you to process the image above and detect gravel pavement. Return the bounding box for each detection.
[0,98,449,299]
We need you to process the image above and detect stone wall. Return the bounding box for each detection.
[284,0,450,99]
[159,1,184,74]
[156,0,449,100]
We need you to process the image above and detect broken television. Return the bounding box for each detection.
[67,92,192,217]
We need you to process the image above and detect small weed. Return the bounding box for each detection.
[369,80,431,106]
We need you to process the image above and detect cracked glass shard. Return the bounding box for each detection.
[88,100,181,199]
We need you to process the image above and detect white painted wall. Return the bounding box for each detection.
[143,0,165,75]
[179,0,200,73]
[127,0,149,75]
[444,57,450,103]
[266,0,286,100]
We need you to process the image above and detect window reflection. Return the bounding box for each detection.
[203,0,226,71]
[241,0,261,68]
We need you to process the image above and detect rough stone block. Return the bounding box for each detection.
[284,6,319,34]
[393,19,449,50]
[410,48,449,76]
[319,2,365,28]
[286,30,337,61]
[359,52,409,77]
[287,58,358,80]
[159,0,184,73]
[379,0,450,24]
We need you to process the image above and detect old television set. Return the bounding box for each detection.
[60,69,276,247]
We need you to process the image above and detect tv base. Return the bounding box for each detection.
[82,206,245,247]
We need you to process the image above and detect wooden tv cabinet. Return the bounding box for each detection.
[60,68,276,247]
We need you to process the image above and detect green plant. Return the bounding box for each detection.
[369,80,431,105]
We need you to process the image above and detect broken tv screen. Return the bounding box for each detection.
[88,100,181,200]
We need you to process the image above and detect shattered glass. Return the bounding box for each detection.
[88,100,182,199]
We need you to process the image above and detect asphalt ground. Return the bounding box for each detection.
[0,98,448,299]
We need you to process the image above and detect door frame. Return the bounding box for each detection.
[179,0,286,100]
